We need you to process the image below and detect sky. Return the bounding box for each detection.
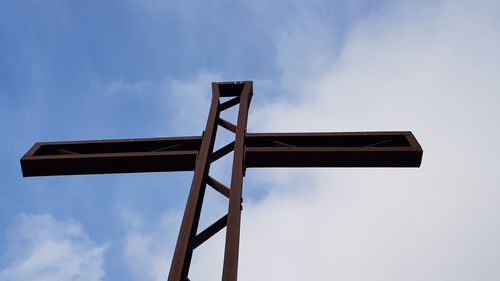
[1,0,500,280]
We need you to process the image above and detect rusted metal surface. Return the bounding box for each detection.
[167,83,223,281]
[21,132,421,177]
[20,136,201,176]
[20,81,423,281]
[167,81,252,281]
[245,131,422,168]
[192,214,228,249]
[222,82,252,281]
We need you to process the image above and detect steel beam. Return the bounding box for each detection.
[222,82,252,281]
[20,136,201,176]
[167,81,252,281]
[21,132,422,177]
[245,131,422,168]
[167,84,222,281]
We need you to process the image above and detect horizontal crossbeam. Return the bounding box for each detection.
[245,131,423,168]
[21,136,201,176]
[21,131,422,177]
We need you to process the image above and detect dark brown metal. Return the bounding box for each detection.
[219,96,241,111]
[191,214,228,249]
[218,118,237,133]
[20,81,423,281]
[222,82,252,281]
[168,81,252,281]
[20,136,201,177]
[167,84,222,281]
[21,132,422,177]
[210,141,235,163]
[206,176,230,198]
[215,82,247,97]
[245,131,422,168]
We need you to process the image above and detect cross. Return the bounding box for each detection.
[21,81,422,281]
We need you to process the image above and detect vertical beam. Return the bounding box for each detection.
[222,82,252,281]
[167,84,221,281]
[168,81,252,281]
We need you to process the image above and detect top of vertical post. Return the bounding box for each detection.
[212,81,253,97]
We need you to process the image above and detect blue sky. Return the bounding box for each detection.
[2,1,500,280]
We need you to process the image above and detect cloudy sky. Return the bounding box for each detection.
[1,0,500,280]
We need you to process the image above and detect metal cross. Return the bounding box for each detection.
[21,81,422,281]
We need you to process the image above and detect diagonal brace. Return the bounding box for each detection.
[191,214,228,250]
[206,175,230,198]
[210,141,235,163]
[219,96,241,111]
[218,118,237,133]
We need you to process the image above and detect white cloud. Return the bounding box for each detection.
[118,1,500,280]
[121,210,177,281]
[119,215,168,281]
[102,69,220,135]
[166,70,221,135]
[0,214,110,281]
[240,1,500,280]
[120,186,234,281]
